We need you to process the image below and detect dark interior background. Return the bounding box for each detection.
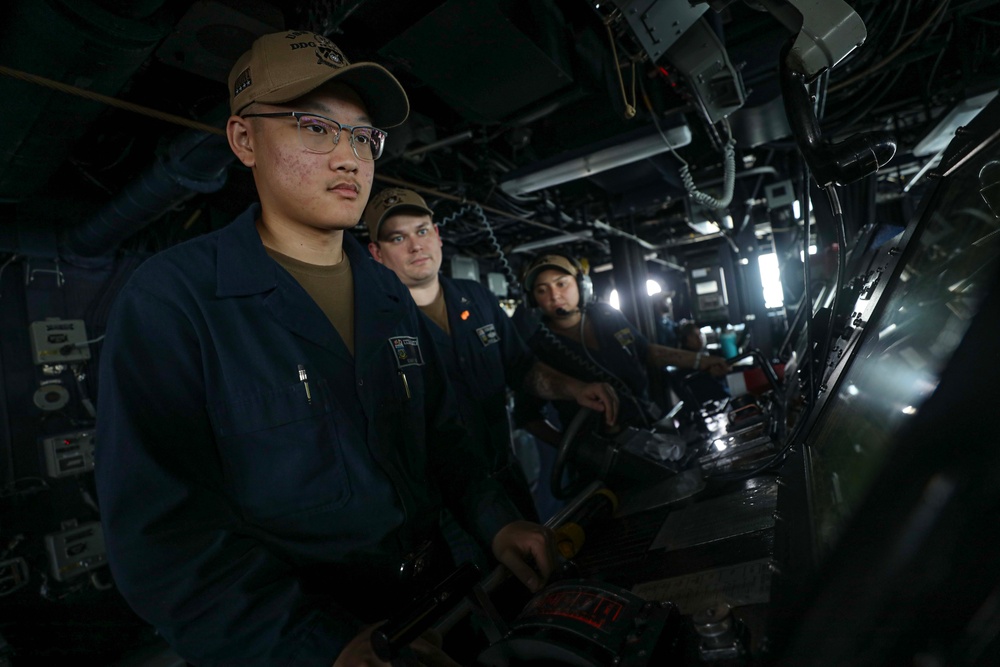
[2,0,998,297]
[2,0,1000,663]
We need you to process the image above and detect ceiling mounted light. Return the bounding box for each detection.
[511,231,594,254]
[499,122,692,196]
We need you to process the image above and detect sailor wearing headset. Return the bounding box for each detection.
[514,253,731,447]
[364,190,620,525]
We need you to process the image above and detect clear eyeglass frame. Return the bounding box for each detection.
[240,111,387,161]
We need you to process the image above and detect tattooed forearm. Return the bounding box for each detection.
[646,344,695,369]
[522,362,579,400]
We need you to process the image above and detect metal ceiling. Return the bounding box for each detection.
[0,0,998,283]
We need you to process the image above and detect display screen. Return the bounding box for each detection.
[696,280,720,295]
[806,141,1000,556]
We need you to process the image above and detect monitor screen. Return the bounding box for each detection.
[805,142,1000,556]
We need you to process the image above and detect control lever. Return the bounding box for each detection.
[726,348,782,396]
[371,561,482,662]
[433,481,606,637]
[725,348,787,442]
[552,487,618,561]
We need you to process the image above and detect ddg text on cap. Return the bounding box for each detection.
[228,30,409,128]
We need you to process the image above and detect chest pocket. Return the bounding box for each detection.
[209,378,350,520]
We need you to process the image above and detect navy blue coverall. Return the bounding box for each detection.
[516,302,658,430]
[428,276,539,520]
[95,205,519,665]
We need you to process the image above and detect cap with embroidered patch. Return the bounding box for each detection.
[522,255,581,293]
[228,30,409,128]
[363,188,433,240]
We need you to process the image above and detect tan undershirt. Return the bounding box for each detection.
[418,286,450,336]
[265,247,355,355]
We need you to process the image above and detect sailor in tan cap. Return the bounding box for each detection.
[364,185,619,535]
[517,251,731,443]
[97,30,555,667]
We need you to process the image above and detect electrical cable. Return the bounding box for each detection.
[816,187,848,393]
[833,0,899,78]
[436,200,533,302]
[924,21,955,97]
[828,0,950,93]
[78,482,100,515]
[576,309,653,429]
[833,0,909,91]
[0,254,18,300]
[0,477,49,499]
[0,65,224,136]
[645,93,737,211]
[537,311,652,429]
[823,66,908,129]
[885,0,913,52]
[715,11,901,485]
[801,164,816,404]
[436,208,464,229]
[825,1,910,109]
[603,20,637,119]
[90,570,115,591]
[681,140,737,211]
[813,71,829,121]
[706,388,814,482]
[373,173,565,235]
[71,364,97,419]
[470,202,518,290]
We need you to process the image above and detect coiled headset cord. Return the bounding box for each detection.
[538,307,654,429]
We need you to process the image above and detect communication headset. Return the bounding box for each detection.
[523,254,594,309]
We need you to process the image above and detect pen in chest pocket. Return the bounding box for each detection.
[297,364,312,404]
[398,371,411,399]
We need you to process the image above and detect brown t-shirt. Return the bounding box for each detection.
[418,285,450,336]
[265,247,355,355]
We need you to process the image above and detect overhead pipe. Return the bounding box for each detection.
[63,128,234,257]
[402,130,474,160]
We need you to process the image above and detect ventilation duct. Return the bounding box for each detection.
[63,128,234,257]
[0,0,169,201]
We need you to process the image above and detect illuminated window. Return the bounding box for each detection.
[609,280,662,310]
[758,253,784,308]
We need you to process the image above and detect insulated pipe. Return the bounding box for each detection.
[63,129,234,257]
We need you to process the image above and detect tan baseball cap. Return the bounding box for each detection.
[363,188,433,240]
[523,254,581,292]
[228,30,409,128]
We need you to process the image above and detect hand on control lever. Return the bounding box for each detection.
[491,520,556,594]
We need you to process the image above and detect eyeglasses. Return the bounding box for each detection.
[240,111,387,161]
